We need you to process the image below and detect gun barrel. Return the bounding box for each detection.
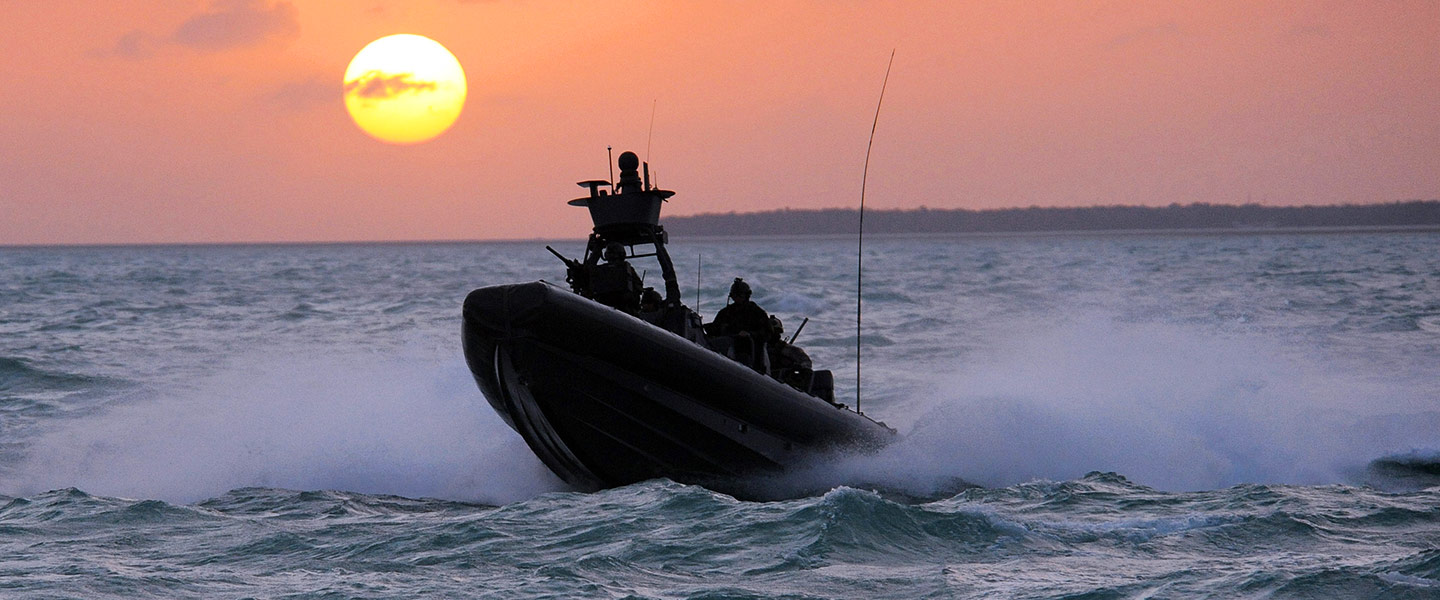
[788,317,809,345]
[545,245,574,265]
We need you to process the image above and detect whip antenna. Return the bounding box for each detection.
[856,49,894,416]
[646,99,658,163]
[607,146,615,192]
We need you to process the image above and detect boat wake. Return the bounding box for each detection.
[0,345,566,504]
[766,316,1440,497]
[6,316,1433,505]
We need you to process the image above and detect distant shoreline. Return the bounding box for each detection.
[662,201,1440,238]
[4,202,1438,248]
[4,225,1437,250]
[672,224,1440,243]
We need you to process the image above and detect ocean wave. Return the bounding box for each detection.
[0,356,102,394]
[1270,569,1435,600]
[0,476,1435,599]
[1365,449,1440,490]
[196,487,487,519]
[786,487,1022,564]
[1390,549,1440,582]
[280,302,334,321]
[764,291,828,315]
[0,488,225,529]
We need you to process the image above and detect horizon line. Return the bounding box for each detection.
[6,225,1439,251]
[3,200,1436,249]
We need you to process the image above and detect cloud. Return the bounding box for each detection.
[171,0,300,51]
[343,71,438,100]
[92,1,297,59]
[91,30,157,60]
[266,77,338,111]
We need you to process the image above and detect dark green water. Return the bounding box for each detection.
[2,233,1438,598]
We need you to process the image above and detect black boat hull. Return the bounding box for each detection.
[462,282,894,493]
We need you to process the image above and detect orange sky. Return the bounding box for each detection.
[3,0,1438,244]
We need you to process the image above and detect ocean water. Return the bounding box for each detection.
[2,232,1438,599]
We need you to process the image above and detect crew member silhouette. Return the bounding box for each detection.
[590,242,642,314]
[637,287,664,325]
[767,316,812,373]
[705,278,772,370]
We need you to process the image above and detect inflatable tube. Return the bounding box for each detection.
[462,281,894,493]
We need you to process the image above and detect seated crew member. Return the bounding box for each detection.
[704,278,772,371]
[766,316,835,402]
[589,242,642,314]
[639,287,662,313]
[637,287,663,325]
[766,316,813,385]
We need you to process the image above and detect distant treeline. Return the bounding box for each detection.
[663,201,1440,236]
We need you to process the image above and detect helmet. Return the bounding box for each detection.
[641,287,662,307]
[769,315,783,336]
[729,278,751,300]
[603,242,625,262]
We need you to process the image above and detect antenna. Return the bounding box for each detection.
[696,253,702,312]
[646,99,658,164]
[856,49,895,416]
[607,146,615,193]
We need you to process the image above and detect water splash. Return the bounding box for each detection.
[2,345,567,504]
[784,315,1439,495]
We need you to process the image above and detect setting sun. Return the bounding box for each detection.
[343,34,466,145]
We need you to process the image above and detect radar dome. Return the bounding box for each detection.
[618,151,640,172]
